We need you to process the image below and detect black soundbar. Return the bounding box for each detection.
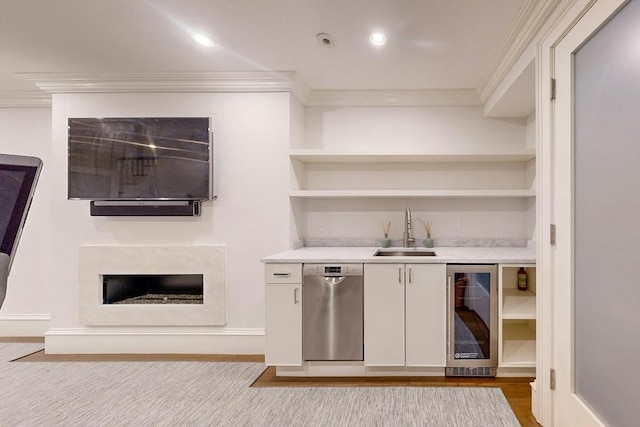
[90,201,201,217]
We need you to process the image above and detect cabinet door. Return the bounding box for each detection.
[265,284,302,366]
[364,263,405,366]
[405,264,446,366]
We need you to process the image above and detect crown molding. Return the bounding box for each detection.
[303,89,481,107]
[0,90,52,108]
[478,0,562,104]
[16,71,481,107]
[18,71,310,99]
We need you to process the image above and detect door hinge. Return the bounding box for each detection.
[551,78,556,101]
[550,368,556,390]
[550,224,556,245]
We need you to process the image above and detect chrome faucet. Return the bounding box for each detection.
[403,208,415,248]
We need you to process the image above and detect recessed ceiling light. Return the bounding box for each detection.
[316,32,336,47]
[369,32,387,46]
[192,33,214,47]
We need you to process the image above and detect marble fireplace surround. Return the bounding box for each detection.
[79,245,226,326]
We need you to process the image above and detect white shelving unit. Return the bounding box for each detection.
[502,289,537,319]
[498,264,537,375]
[501,321,537,366]
[290,189,536,199]
[290,149,536,200]
[290,149,536,163]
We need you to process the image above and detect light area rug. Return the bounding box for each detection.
[0,344,519,427]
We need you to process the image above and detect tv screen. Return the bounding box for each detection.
[68,117,212,201]
[0,154,42,267]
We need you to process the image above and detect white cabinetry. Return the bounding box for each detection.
[265,264,302,366]
[364,263,405,365]
[498,264,537,375]
[364,263,446,367]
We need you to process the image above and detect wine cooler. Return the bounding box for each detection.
[446,264,498,377]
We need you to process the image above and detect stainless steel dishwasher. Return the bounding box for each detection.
[302,264,364,361]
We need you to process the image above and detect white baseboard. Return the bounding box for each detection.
[0,314,51,337]
[44,327,265,355]
[276,363,446,377]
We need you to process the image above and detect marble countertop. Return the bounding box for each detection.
[261,246,536,264]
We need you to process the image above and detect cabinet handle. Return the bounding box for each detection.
[399,267,402,284]
[273,272,291,277]
[294,287,299,304]
[409,267,412,284]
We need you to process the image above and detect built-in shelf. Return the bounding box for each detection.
[502,289,536,319]
[290,189,536,199]
[289,149,536,163]
[290,149,536,200]
[499,264,536,371]
[501,322,536,366]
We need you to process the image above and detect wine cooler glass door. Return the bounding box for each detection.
[446,264,498,375]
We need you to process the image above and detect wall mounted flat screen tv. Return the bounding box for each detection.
[68,117,212,201]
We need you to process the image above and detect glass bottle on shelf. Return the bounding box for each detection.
[517,267,528,291]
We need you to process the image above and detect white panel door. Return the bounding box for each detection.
[552,0,638,425]
[265,284,302,366]
[364,263,405,366]
[405,264,446,366]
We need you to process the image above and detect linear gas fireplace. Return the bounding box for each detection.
[103,274,204,305]
[79,245,226,326]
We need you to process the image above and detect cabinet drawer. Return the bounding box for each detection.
[265,264,302,283]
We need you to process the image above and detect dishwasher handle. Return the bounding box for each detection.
[320,276,346,285]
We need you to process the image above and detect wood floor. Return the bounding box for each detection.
[2,337,540,426]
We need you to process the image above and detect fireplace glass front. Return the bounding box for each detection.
[103,274,203,305]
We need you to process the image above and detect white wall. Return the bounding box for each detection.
[525,112,536,150]
[47,92,290,331]
[1,93,291,347]
[0,96,534,345]
[299,106,531,242]
[0,107,53,335]
[289,95,306,243]
[305,106,526,151]
[303,198,530,241]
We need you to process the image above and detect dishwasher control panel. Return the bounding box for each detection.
[303,264,363,276]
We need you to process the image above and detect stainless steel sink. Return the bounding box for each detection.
[374,249,436,257]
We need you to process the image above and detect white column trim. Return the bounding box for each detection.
[536,1,598,426]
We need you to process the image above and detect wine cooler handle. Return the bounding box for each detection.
[446,275,451,351]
